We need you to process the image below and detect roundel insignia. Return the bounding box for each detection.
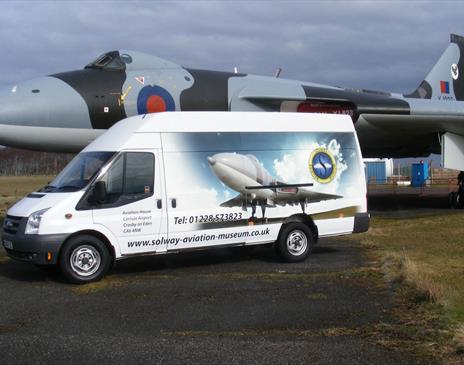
[137,85,175,114]
[309,148,337,184]
[451,63,459,80]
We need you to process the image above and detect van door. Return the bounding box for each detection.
[92,150,167,255]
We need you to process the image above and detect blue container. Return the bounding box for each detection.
[365,161,386,184]
[411,162,429,187]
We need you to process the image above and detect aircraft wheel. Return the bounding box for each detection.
[277,222,314,262]
[59,235,112,284]
[449,192,457,208]
[458,192,464,209]
[452,191,464,209]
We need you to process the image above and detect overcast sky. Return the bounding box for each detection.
[0,0,463,94]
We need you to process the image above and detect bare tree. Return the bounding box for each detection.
[0,148,75,176]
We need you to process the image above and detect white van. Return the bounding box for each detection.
[2,112,368,283]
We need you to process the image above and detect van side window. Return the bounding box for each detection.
[93,152,155,209]
[125,153,154,194]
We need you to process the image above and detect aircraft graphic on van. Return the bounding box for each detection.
[207,152,342,217]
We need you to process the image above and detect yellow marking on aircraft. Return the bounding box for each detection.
[118,85,133,106]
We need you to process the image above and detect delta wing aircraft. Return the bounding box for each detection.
[1,34,464,169]
[207,152,342,218]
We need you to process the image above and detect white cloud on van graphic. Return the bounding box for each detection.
[273,139,347,195]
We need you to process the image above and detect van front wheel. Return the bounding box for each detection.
[59,235,111,284]
[277,223,314,262]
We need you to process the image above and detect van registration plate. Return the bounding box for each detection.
[2,240,13,250]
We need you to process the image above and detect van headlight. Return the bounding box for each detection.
[25,208,49,235]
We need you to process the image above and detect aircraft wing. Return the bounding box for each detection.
[230,33,464,165]
[219,194,246,208]
[246,183,343,205]
[238,83,408,116]
[286,188,343,204]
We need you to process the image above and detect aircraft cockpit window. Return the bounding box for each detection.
[120,54,133,64]
[104,57,125,70]
[85,52,126,71]
[92,54,112,67]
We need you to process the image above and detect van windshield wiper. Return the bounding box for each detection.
[40,185,56,192]
[56,185,82,191]
[40,185,82,192]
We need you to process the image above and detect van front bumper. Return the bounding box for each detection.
[2,218,68,265]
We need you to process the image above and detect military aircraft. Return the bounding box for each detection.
[207,152,342,218]
[1,34,464,170]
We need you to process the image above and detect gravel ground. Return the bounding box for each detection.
[0,236,431,364]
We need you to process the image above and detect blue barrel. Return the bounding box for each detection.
[411,162,429,187]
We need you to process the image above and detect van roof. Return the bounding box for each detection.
[84,112,355,152]
[123,112,353,133]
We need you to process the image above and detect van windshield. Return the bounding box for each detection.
[41,152,115,193]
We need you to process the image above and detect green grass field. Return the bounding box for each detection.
[350,213,464,359]
[357,215,464,322]
[0,175,52,223]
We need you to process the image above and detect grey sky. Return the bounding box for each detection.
[0,0,463,94]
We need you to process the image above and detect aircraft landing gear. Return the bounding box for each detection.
[450,171,464,209]
[251,202,257,218]
[449,191,464,209]
[248,201,268,224]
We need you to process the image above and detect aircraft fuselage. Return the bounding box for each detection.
[2,35,464,158]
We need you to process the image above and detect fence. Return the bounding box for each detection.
[367,176,459,195]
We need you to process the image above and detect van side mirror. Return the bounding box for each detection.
[92,181,107,203]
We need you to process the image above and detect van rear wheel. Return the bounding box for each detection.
[277,223,314,262]
[59,235,111,284]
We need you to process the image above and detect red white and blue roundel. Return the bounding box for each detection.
[137,85,175,114]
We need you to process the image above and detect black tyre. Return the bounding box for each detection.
[277,222,314,262]
[449,192,457,208]
[35,264,57,272]
[451,191,464,209]
[228,245,256,256]
[59,235,112,284]
[458,192,464,209]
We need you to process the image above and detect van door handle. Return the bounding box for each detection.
[171,198,177,208]
[157,199,162,209]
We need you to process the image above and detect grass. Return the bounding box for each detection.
[0,175,53,197]
[350,213,464,360]
[0,175,53,222]
[361,215,464,322]
[0,175,53,258]
[72,275,129,294]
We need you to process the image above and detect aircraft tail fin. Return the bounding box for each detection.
[406,34,464,101]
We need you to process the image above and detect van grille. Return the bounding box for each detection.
[3,215,22,235]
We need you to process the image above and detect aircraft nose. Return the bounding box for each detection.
[207,156,216,166]
[208,153,243,171]
[0,76,92,129]
[0,85,21,125]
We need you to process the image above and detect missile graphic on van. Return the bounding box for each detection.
[207,152,342,217]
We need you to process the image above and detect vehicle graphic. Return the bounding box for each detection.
[208,152,342,217]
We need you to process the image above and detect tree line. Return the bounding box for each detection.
[0,148,75,176]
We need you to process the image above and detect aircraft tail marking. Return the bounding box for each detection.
[406,34,464,101]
